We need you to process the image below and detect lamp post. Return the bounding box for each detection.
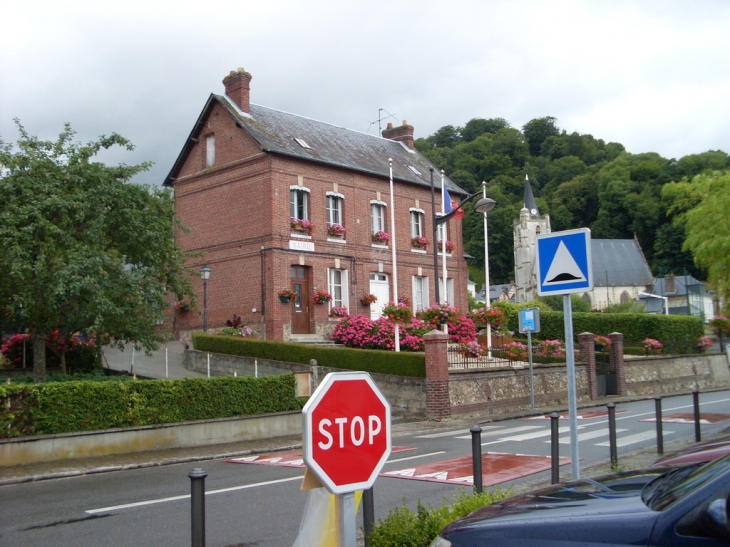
[200,265,211,333]
[430,170,495,306]
[479,182,497,357]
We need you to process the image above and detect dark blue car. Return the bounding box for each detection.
[432,454,730,546]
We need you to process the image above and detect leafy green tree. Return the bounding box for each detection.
[0,121,196,382]
[522,116,560,156]
[461,117,510,142]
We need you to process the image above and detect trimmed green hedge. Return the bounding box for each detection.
[504,310,704,346]
[192,333,426,377]
[0,374,301,438]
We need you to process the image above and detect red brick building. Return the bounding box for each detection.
[165,68,470,341]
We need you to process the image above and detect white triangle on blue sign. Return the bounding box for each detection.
[544,241,586,286]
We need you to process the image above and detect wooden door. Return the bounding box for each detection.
[291,266,311,334]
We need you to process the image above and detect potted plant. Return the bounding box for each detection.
[594,335,612,352]
[360,294,378,306]
[411,235,428,249]
[278,289,297,302]
[458,340,484,358]
[469,306,505,329]
[291,218,315,235]
[381,301,412,323]
[173,300,190,313]
[437,239,455,253]
[327,223,347,238]
[372,231,391,245]
[312,289,333,304]
[642,338,663,354]
[697,335,713,352]
[329,305,348,318]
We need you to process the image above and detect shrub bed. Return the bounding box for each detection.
[192,333,426,377]
[0,374,301,438]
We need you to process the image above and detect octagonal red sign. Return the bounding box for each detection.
[303,372,391,494]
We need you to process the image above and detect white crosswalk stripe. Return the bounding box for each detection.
[455,425,543,439]
[551,428,629,444]
[596,430,673,447]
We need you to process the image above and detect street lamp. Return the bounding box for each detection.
[200,265,211,333]
[478,182,497,357]
[430,168,496,305]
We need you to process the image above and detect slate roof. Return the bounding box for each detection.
[646,275,706,297]
[591,239,653,287]
[165,94,466,196]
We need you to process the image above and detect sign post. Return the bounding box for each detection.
[302,371,392,547]
[536,228,592,479]
[519,308,540,408]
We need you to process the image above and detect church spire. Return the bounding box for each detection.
[524,174,539,216]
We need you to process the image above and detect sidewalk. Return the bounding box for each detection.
[101,341,204,379]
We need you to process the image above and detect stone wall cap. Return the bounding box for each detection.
[424,330,449,340]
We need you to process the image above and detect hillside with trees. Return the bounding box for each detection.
[415,116,730,289]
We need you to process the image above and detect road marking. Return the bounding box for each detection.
[481,426,572,445]
[551,428,629,444]
[456,425,542,439]
[387,451,446,464]
[416,428,499,438]
[86,475,303,514]
[596,430,674,447]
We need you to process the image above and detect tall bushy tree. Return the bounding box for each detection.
[0,121,196,382]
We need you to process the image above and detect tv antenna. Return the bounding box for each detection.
[368,108,397,134]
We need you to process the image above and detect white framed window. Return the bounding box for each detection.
[205,134,215,168]
[290,187,310,220]
[412,276,429,312]
[410,210,424,238]
[445,278,454,305]
[328,268,349,309]
[326,192,344,226]
[371,201,386,234]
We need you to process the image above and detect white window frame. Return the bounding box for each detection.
[370,200,387,234]
[328,268,349,309]
[205,134,215,168]
[326,192,344,226]
[290,186,311,220]
[410,209,424,238]
[412,276,429,312]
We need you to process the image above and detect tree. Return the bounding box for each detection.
[0,121,196,382]
[522,116,560,157]
[676,171,730,301]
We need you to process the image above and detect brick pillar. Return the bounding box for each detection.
[424,329,451,421]
[578,332,598,400]
[609,332,626,396]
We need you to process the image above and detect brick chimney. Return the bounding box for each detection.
[223,68,252,113]
[382,120,415,150]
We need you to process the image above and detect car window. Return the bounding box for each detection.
[676,483,730,539]
[645,455,730,511]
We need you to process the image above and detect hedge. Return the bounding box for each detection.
[504,310,704,347]
[192,333,426,377]
[0,374,301,438]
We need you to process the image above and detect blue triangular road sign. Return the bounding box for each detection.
[535,229,593,295]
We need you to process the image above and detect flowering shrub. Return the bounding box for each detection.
[372,231,391,244]
[506,341,528,361]
[710,315,730,330]
[398,295,411,307]
[329,305,349,318]
[411,236,428,248]
[459,341,484,358]
[416,303,477,343]
[538,339,565,357]
[312,289,333,304]
[437,240,455,253]
[417,303,457,327]
[697,335,713,350]
[226,314,242,328]
[0,331,97,372]
[642,338,663,354]
[291,218,315,235]
[327,223,347,238]
[381,302,413,324]
[360,294,377,306]
[469,306,505,329]
[594,335,612,350]
[278,289,297,299]
[330,314,426,352]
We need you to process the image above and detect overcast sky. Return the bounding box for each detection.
[2,0,729,186]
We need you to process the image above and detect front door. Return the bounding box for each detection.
[291,266,312,334]
[369,273,390,320]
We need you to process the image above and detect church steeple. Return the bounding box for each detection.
[524,174,540,216]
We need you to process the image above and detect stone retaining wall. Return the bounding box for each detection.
[623,353,730,396]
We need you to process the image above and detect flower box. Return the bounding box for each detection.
[291,218,315,235]
[327,223,347,238]
[372,231,391,245]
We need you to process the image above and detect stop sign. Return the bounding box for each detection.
[303,371,391,494]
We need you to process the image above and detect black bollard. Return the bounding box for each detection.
[189,468,207,547]
[363,487,374,547]
[655,397,664,455]
[471,426,483,494]
[693,390,701,442]
[550,412,560,484]
[607,403,618,469]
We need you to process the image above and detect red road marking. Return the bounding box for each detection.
[225,446,416,467]
[639,412,730,424]
[381,452,571,487]
[529,409,628,420]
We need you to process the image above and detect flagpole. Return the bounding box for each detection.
[441,170,449,334]
[388,158,401,352]
[483,181,492,359]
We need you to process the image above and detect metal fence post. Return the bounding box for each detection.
[693,389,701,442]
[189,468,207,547]
[550,412,560,484]
[363,487,374,547]
[654,396,664,455]
[607,403,618,469]
[471,426,483,494]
